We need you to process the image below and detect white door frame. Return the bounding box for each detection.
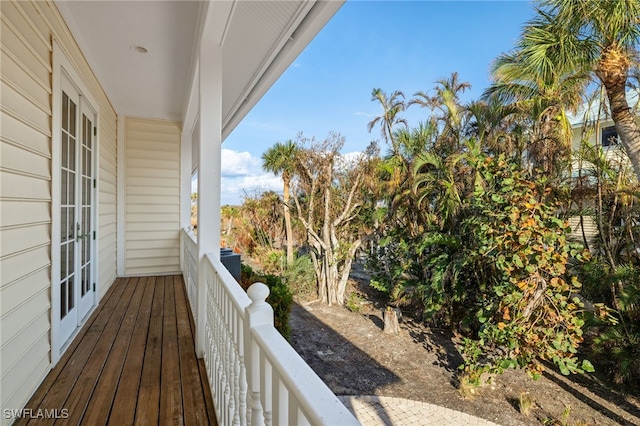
[51,41,100,364]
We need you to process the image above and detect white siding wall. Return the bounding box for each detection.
[0,0,117,420]
[568,216,598,247]
[124,118,181,275]
[569,118,638,246]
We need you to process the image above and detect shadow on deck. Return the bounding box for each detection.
[17,275,216,425]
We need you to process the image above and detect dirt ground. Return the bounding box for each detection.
[288,269,640,426]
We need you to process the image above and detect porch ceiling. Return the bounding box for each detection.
[55,0,343,136]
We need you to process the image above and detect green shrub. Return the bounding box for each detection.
[240,263,294,339]
[346,292,365,313]
[582,262,640,391]
[264,274,294,340]
[281,254,316,299]
[458,156,593,380]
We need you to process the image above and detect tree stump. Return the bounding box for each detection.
[383,306,400,335]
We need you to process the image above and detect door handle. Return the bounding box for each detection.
[76,223,89,241]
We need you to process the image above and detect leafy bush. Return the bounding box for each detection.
[346,292,365,313]
[240,263,294,339]
[263,274,294,340]
[370,151,594,380]
[457,156,594,380]
[253,247,285,275]
[281,254,317,299]
[582,262,640,391]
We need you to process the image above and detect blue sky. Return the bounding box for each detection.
[220,0,536,205]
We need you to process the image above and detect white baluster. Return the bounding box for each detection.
[261,352,272,426]
[244,283,273,426]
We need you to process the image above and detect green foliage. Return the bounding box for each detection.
[264,274,294,340]
[582,262,640,390]
[281,255,317,299]
[370,149,593,379]
[258,248,286,275]
[346,292,365,313]
[240,263,294,340]
[456,155,592,379]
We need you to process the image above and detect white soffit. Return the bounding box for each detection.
[56,0,202,122]
[56,0,344,131]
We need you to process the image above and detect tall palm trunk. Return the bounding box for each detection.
[597,46,640,179]
[283,175,294,265]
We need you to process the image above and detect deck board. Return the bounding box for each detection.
[135,276,164,426]
[17,275,216,426]
[108,277,156,425]
[81,277,145,425]
[160,276,183,425]
[175,276,212,426]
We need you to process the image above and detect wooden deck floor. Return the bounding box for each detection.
[17,275,216,425]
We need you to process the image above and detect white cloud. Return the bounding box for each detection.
[216,149,366,205]
[221,149,262,177]
[219,149,282,205]
[221,174,282,205]
[336,151,364,171]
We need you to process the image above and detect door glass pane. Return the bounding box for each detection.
[60,207,67,242]
[62,93,69,132]
[60,243,67,278]
[62,133,68,169]
[69,101,76,137]
[67,241,75,275]
[61,171,68,205]
[69,136,76,172]
[68,277,74,310]
[61,281,67,317]
[69,170,75,204]
[87,116,93,150]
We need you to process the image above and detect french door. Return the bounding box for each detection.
[59,78,96,345]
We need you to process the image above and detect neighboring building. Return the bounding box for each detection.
[567,92,639,246]
[0,1,349,424]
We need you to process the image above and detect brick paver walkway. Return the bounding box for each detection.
[338,396,502,426]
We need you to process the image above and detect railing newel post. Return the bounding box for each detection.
[244,283,273,426]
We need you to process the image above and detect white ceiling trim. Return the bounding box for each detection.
[221,0,344,139]
[55,0,344,138]
[221,0,315,131]
[202,0,236,46]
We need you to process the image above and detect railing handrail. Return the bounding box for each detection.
[251,323,360,425]
[206,252,251,312]
[180,228,359,425]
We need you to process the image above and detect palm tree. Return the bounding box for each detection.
[410,72,472,154]
[512,0,640,179]
[483,8,590,176]
[262,140,298,265]
[367,88,407,152]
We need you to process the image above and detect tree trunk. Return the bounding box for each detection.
[605,86,640,180]
[283,178,294,265]
[597,47,640,180]
[383,307,400,335]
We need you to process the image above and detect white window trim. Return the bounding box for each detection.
[51,40,100,365]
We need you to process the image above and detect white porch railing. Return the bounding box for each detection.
[183,229,199,323]
[180,229,359,426]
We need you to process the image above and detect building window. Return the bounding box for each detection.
[601,126,620,147]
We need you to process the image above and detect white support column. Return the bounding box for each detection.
[180,126,193,273]
[196,40,222,356]
[180,131,192,232]
[116,115,126,276]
